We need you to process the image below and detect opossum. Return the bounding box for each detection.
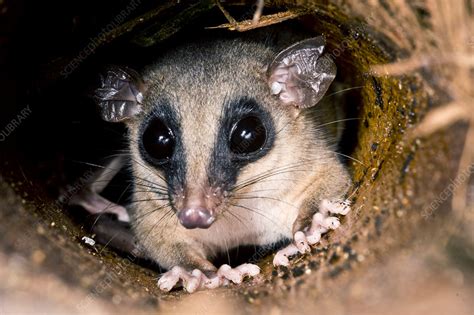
[72,35,352,293]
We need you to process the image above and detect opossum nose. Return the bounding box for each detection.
[177,207,215,229]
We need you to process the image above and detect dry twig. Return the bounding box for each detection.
[210,2,306,32]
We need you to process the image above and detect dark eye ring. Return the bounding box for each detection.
[229,116,267,155]
[141,118,175,163]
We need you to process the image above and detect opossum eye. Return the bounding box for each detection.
[230,116,267,155]
[142,118,175,163]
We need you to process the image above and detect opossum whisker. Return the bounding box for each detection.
[215,224,232,266]
[132,188,168,196]
[323,85,364,99]
[233,167,311,192]
[128,197,170,203]
[332,151,365,166]
[90,182,133,230]
[132,178,168,189]
[98,231,122,255]
[115,150,170,184]
[236,188,280,194]
[139,206,175,245]
[232,194,298,209]
[133,202,172,224]
[315,117,360,128]
[275,81,361,136]
[232,160,310,188]
[127,156,172,191]
[221,208,247,227]
[228,202,288,232]
[71,160,123,172]
[133,183,168,194]
[134,190,169,200]
[232,159,330,192]
[131,175,170,193]
[100,152,130,160]
[235,175,323,190]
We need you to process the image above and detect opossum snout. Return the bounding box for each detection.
[177,207,215,229]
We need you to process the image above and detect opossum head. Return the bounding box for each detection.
[94,37,336,230]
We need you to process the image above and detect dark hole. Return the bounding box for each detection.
[2,4,363,274]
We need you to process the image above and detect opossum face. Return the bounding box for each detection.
[137,95,276,229]
[94,37,336,230]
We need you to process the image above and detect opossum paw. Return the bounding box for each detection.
[157,263,260,293]
[273,243,299,267]
[217,263,260,285]
[320,198,351,215]
[158,266,209,293]
[294,231,311,253]
[273,199,351,267]
[272,231,313,267]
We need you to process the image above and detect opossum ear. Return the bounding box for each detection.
[94,66,146,122]
[267,36,336,109]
